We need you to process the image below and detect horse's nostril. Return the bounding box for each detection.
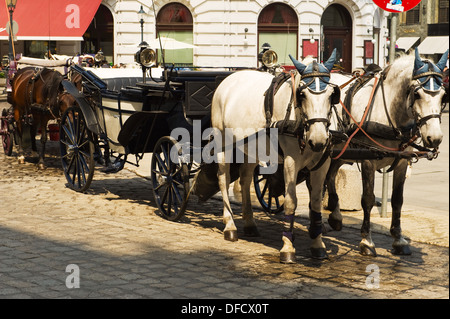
[426,136,443,149]
[308,140,324,152]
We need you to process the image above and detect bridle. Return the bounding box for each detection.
[407,68,446,129]
[295,65,339,132]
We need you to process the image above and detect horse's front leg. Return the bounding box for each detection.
[308,158,330,259]
[325,159,344,231]
[360,160,377,256]
[240,162,260,237]
[390,160,411,255]
[280,156,297,263]
[217,151,238,241]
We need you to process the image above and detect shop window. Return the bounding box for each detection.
[24,41,57,59]
[82,4,114,65]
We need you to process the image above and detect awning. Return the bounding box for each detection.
[395,37,419,51]
[417,36,450,55]
[0,0,102,41]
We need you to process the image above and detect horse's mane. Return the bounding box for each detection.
[382,53,416,124]
[384,53,414,88]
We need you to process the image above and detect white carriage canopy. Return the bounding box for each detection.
[0,0,102,41]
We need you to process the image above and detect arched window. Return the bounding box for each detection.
[321,4,352,72]
[258,3,298,64]
[82,4,114,65]
[156,3,193,66]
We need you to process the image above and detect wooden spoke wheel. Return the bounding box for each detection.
[59,106,95,192]
[151,136,189,221]
[1,108,13,156]
[253,164,285,216]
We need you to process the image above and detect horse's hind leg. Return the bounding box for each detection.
[359,160,377,256]
[37,120,48,170]
[390,161,411,255]
[239,162,260,237]
[217,152,238,241]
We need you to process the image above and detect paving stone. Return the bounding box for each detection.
[0,137,448,300]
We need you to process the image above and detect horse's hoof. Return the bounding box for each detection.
[18,156,25,164]
[280,252,296,264]
[392,244,412,255]
[38,163,46,170]
[243,226,260,237]
[224,230,238,242]
[359,243,377,257]
[328,217,342,231]
[310,247,328,260]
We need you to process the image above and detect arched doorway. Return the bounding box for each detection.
[82,4,114,65]
[258,3,298,65]
[321,4,352,72]
[156,3,193,66]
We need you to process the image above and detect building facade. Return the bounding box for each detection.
[1,0,389,71]
[395,0,449,60]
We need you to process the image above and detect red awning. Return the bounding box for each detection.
[0,0,102,41]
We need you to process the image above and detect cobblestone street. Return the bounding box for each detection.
[0,138,448,302]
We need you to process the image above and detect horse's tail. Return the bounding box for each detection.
[41,68,64,116]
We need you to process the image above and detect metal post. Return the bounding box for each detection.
[8,8,14,61]
[381,167,389,218]
[380,13,398,218]
[140,19,144,44]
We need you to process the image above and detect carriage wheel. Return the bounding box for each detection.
[1,109,13,156]
[253,164,285,216]
[151,136,189,221]
[59,106,95,192]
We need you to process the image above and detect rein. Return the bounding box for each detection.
[333,75,382,160]
[333,68,442,162]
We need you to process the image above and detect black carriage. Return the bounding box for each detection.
[59,52,252,221]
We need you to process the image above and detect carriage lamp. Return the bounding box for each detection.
[94,50,105,67]
[258,43,278,69]
[135,47,157,83]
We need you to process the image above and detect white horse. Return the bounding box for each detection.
[327,48,448,256]
[211,50,339,263]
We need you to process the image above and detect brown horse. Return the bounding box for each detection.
[9,66,69,168]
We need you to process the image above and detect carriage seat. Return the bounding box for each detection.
[102,77,142,92]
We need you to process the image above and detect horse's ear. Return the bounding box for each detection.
[436,49,449,71]
[323,48,337,72]
[414,47,425,71]
[289,54,306,73]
